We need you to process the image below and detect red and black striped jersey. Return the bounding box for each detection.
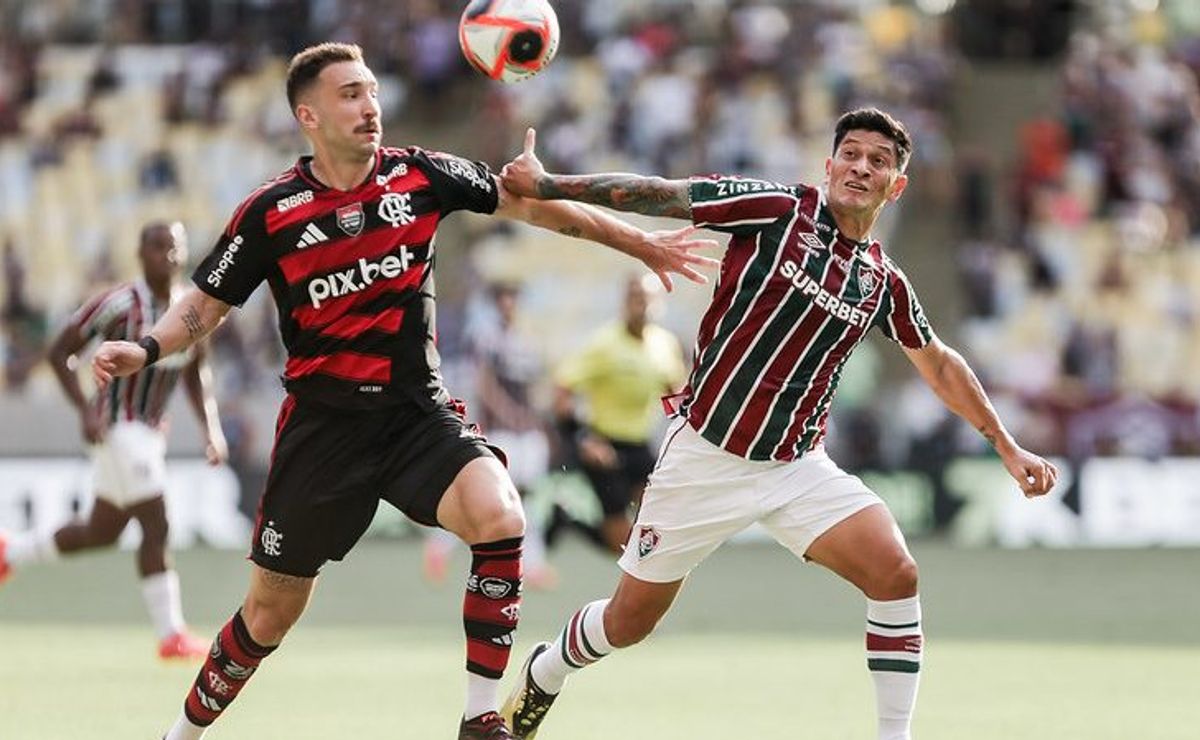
[193,146,499,409]
[682,177,934,461]
[71,280,192,427]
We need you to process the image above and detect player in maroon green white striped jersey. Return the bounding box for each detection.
[88,42,719,740]
[0,221,225,662]
[498,109,1059,740]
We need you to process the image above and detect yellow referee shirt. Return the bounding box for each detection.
[555,322,687,444]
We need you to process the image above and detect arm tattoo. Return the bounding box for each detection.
[978,426,998,448]
[182,306,204,338]
[558,225,583,238]
[537,174,691,219]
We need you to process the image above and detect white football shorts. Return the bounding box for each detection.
[618,417,883,583]
[91,420,168,508]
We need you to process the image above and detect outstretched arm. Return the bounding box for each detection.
[494,131,717,292]
[903,337,1059,498]
[501,128,691,219]
[93,288,231,387]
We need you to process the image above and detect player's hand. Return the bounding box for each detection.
[637,225,721,292]
[81,405,106,445]
[579,433,618,469]
[1002,447,1058,498]
[92,340,147,389]
[499,127,546,198]
[205,428,229,466]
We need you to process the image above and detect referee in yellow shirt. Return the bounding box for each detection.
[554,274,688,554]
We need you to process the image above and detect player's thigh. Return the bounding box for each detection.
[756,447,879,552]
[801,504,914,596]
[617,420,759,584]
[435,456,523,545]
[85,496,131,541]
[251,398,382,578]
[91,421,167,508]
[378,401,518,540]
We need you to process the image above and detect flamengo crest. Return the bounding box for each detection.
[378,192,415,228]
[336,202,365,236]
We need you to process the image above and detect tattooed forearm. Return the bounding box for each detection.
[537,174,691,218]
[558,226,583,238]
[182,306,204,338]
[978,426,998,448]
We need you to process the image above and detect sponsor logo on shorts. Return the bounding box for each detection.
[637,525,660,559]
[260,521,283,557]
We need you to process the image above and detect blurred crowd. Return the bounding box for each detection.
[953,21,1200,461]
[1,0,1197,508]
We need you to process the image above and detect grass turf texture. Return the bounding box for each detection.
[1,540,1195,738]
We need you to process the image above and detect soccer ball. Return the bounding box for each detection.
[458,0,560,83]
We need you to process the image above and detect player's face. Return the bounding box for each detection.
[301,61,382,161]
[140,223,187,285]
[825,130,908,216]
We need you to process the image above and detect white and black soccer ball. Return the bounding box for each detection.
[458,0,560,83]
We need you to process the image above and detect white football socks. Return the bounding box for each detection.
[141,570,186,639]
[531,598,614,694]
[866,595,923,740]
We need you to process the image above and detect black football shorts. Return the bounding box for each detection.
[249,394,498,577]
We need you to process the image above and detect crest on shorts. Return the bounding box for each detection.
[637,525,661,559]
[336,202,365,236]
[857,265,877,296]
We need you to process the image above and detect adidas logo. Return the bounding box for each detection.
[295,222,329,249]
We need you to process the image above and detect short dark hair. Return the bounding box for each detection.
[833,108,913,171]
[286,42,364,112]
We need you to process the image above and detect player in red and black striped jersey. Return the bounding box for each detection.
[0,222,226,661]
[90,43,717,740]
[498,109,1060,740]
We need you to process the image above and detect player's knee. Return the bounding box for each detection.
[474,505,525,544]
[243,597,304,646]
[872,556,919,600]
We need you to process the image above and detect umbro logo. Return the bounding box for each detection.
[295,223,329,249]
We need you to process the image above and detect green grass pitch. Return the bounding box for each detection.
[2,539,1195,738]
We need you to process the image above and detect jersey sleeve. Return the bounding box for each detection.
[411,148,499,216]
[192,199,273,307]
[876,264,935,349]
[688,175,799,236]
